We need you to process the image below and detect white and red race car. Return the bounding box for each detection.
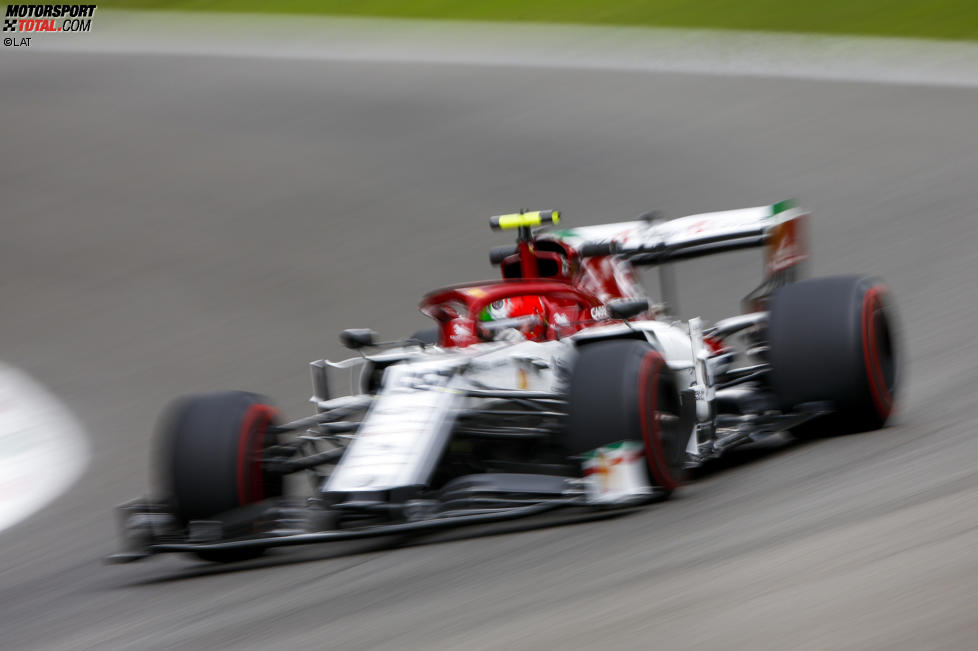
[110,202,899,563]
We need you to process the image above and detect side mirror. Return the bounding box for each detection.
[607,298,650,320]
[340,328,377,349]
[489,245,518,265]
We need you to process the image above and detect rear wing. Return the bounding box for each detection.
[543,200,808,312]
[543,200,807,275]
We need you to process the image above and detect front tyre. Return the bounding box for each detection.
[768,275,900,437]
[566,340,691,495]
[158,391,283,562]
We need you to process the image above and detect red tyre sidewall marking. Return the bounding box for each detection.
[236,404,278,505]
[637,352,680,491]
[861,287,893,421]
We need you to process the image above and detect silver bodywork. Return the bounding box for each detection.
[317,200,812,496]
[319,318,702,497]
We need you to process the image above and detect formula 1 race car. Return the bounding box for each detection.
[110,202,900,563]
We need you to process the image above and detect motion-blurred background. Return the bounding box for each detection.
[101,0,978,40]
[2,2,978,649]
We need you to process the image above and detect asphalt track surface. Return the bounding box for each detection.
[3,43,978,650]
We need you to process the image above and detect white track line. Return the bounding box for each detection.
[20,11,978,89]
[0,363,89,534]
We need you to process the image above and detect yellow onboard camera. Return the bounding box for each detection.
[489,210,561,231]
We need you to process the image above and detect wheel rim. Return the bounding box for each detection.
[861,286,896,421]
[638,352,682,491]
[235,404,278,505]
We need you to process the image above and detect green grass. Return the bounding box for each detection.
[99,1,978,42]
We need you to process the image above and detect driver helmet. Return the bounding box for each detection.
[478,296,547,339]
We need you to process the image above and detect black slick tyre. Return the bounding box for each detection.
[566,340,691,495]
[768,275,899,438]
[158,391,283,562]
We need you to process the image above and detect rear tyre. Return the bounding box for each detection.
[566,340,691,495]
[158,391,283,562]
[768,276,899,438]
